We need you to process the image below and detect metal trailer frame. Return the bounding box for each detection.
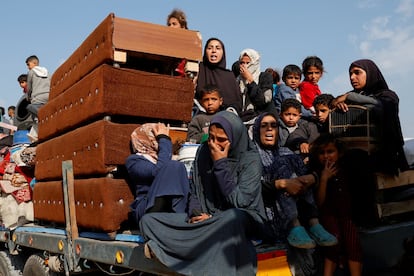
[0,160,178,275]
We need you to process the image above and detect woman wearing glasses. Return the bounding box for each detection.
[252,112,337,275]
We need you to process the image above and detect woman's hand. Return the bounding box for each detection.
[208,139,230,161]
[332,94,349,112]
[275,178,304,196]
[275,173,317,195]
[240,64,254,84]
[152,122,170,137]
[189,213,211,223]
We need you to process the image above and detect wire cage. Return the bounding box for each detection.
[329,104,380,154]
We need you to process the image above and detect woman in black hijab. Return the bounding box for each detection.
[196,38,242,114]
[332,59,408,175]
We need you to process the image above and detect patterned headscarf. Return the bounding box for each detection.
[130,123,159,164]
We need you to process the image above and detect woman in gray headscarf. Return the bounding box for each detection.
[140,111,267,276]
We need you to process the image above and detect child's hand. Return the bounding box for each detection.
[321,161,337,181]
[300,143,310,154]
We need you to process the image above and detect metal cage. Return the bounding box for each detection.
[329,104,380,154]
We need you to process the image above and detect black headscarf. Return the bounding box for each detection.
[196,38,242,114]
[350,59,408,174]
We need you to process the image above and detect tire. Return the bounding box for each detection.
[0,251,23,276]
[22,255,50,276]
[15,96,30,122]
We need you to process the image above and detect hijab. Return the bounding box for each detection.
[130,123,159,164]
[209,110,256,160]
[349,59,408,174]
[238,48,261,90]
[193,111,263,216]
[196,38,242,113]
[252,112,307,180]
[252,112,279,169]
[350,59,388,95]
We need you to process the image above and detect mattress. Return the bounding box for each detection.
[33,177,134,233]
[35,120,188,181]
[39,64,194,140]
[50,13,202,98]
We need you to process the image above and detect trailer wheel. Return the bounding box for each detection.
[0,251,23,276]
[23,254,53,276]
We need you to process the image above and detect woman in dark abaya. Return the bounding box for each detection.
[139,111,267,276]
[125,123,190,225]
[195,38,242,115]
[332,59,408,176]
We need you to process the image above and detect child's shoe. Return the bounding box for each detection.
[287,226,316,249]
[309,223,338,246]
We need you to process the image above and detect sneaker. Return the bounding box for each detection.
[287,226,316,249]
[309,224,338,247]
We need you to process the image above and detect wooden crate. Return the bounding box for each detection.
[376,199,414,218]
[375,171,414,190]
[33,177,134,233]
[39,64,194,140]
[375,170,414,218]
[50,13,202,98]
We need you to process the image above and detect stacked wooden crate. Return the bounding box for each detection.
[32,13,202,233]
[375,171,414,220]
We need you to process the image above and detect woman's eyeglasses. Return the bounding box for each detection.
[260,122,278,129]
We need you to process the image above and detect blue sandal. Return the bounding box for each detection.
[287,226,316,249]
[309,224,338,247]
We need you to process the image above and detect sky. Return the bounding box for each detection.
[1,0,414,138]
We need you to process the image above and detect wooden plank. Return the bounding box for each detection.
[377,198,414,218]
[0,122,17,131]
[62,160,78,271]
[376,170,414,190]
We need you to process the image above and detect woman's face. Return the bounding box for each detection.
[205,40,223,64]
[239,55,251,68]
[349,66,367,91]
[260,115,278,148]
[208,124,229,151]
